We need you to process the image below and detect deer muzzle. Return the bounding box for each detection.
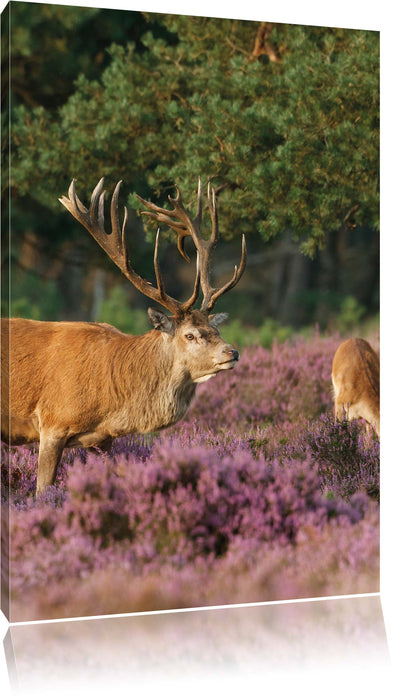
[217,346,240,369]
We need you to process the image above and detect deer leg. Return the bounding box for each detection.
[36,430,67,495]
[334,401,344,422]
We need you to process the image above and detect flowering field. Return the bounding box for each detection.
[1,330,380,622]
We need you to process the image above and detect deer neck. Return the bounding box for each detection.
[114,330,197,432]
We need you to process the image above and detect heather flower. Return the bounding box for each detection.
[8,433,378,620]
[3,331,380,622]
[304,413,380,501]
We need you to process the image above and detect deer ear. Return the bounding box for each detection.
[147,308,175,335]
[208,312,229,328]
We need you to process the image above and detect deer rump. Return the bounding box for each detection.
[2,177,246,493]
[331,337,380,436]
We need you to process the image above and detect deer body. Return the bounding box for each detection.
[2,177,246,493]
[2,311,237,492]
[331,337,380,436]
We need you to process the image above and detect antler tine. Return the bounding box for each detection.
[60,178,96,222]
[201,234,247,312]
[97,189,105,231]
[89,177,105,223]
[137,186,198,263]
[153,229,167,300]
[206,181,219,246]
[180,251,201,313]
[152,226,201,313]
[194,177,203,232]
[191,180,245,312]
[59,178,183,317]
[137,189,187,230]
[168,185,196,263]
[109,180,130,267]
[60,178,110,251]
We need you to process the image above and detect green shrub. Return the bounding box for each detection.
[221,317,294,349]
[98,286,149,335]
[5,271,63,320]
[336,295,366,334]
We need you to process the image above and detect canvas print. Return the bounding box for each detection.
[1,1,380,624]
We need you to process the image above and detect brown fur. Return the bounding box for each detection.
[1,310,238,493]
[331,337,380,437]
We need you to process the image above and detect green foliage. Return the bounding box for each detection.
[9,12,379,256]
[4,3,157,111]
[221,317,294,348]
[3,8,379,330]
[97,286,150,335]
[4,270,64,320]
[258,318,294,346]
[335,295,366,334]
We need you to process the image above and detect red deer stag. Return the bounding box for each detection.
[1,178,246,494]
[331,337,380,437]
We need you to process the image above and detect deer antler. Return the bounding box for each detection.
[59,178,200,317]
[137,179,247,312]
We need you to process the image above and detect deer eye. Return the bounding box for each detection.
[185,333,195,341]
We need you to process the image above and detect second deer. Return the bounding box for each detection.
[331,337,380,437]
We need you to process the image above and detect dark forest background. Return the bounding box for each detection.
[1,2,379,338]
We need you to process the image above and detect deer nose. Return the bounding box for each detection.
[225,348,239,362]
